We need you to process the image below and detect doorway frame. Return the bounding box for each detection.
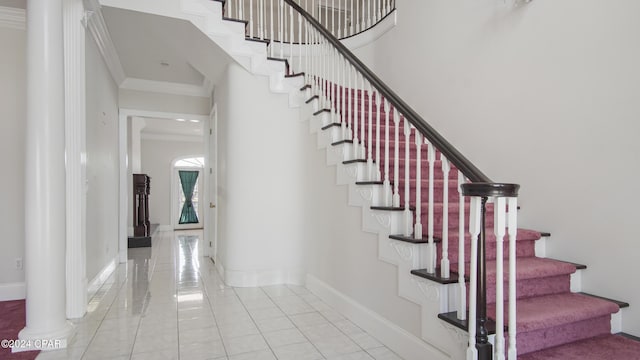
[171,162,205,231]
[118,109,208,264]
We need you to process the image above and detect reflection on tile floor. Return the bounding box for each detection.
[36,230,404,360]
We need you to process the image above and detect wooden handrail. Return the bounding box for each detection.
[283,0,491,183]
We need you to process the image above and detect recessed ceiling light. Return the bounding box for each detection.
[160,61,170,67]
[176,118,186,122]
[190,119,200,123]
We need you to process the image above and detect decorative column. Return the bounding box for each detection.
[64,0,87,320]
[18,0,74,351]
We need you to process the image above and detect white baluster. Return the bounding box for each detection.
[392,109,400,207]
[332,0,335,36]
[359,73,366,159]
[337,0,342,38]
[352,67,359,157]
[441,156,451,278]
[403,121,411,236]
[270,0,274,56]
[312,0,315,17]
[259,0,263,39]
[341,55,347,139]
[330,47,336,123]
[508,196,518,360]
[375,91,381,182]
[279,0,283,58]
[325,0,328,31]
[457,171,467,321]
[249,0,254,38]
[414,132,423,239]
[355,0,359,33]
[427,142,435,273]
[334,50,341,126]
[289,5,293,66]
[350,0,354,36]
[361,0,365,31]
[347,62,352,141]
[367,0,372,28]
[383,99,391,206]
[228,0,232,19]
[304,22,308,83]
[376,0,381,23]
[298,12,302,70]
[367,83,373,174]
[467,196,481,360]
[494,196,507,360]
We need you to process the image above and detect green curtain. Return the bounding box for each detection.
[178,170,199,224]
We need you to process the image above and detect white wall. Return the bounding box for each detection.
[0,25,26,294]
[215,63,306,286]
[140,138,203,226]
[86,35,120,281]
[353,0,640,336]
[119,88,210,115]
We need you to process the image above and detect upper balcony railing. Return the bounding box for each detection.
[223,0,396,42]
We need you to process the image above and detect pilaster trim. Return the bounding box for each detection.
[0,6,25,30]
[82,0,126,85]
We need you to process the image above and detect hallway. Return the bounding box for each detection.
[35,231,402,360]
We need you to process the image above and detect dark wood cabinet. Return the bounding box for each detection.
[129,174,152,247]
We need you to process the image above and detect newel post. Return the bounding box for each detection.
[461,183,520,360]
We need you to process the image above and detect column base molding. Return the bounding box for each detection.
[15,321,75,353]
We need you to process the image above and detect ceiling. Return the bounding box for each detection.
[101,6,233,139]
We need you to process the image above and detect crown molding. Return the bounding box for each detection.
[120,77,211,98]
[82,0,126,85]
[0,6,25,30]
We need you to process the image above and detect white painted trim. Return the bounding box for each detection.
[0,6,25,30]
[223,268,305,288]
[141,132,204,143]
[306,275,450,360]
[120,77,211,98]
[0,282,26,301]
[86,257,117,301]
[83,0,126,85]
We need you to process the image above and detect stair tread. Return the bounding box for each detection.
[518,334,640,360]
[411,269,458,284]
[456,257,577,283]
[579,292,630,308]
[487,292,620,333]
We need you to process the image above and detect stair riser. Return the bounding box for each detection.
[442,240,537,264]
[513,315,612,355]
[466,275,572,305]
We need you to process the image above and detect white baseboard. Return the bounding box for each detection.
[306,275,450,360]
[87,257,118,301]
[0,282,26,301]
[222,266,305,288]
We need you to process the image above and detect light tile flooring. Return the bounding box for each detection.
[36,230,404,360]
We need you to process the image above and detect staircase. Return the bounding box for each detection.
[99,0,640,358]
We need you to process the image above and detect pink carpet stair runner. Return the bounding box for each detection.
[330,85,640,358]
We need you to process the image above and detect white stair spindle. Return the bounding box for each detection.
[374,91,381,181]
[361,0,365,32]
[259,0,263,39]
[352,67,359,156]
[249,0,254,38]
[334,50,341,127]
[494,196,507,360]
[325,0,328,31]
[382,99,391,206]
[355,0,359,33]
[289,5,293,66]
[239,0,243,21]
[332,0,335,36]
[298,12,302,69]
[312,0,315,17]
[508,196,518,360]
[414,132,423,239]
[347,62,352,140]
[392,108,400,207]
[330,47,335,123]
[457,171,467,321]
[367,0,372,28]
[359,73,365,158]
[441,156,451,278]
[341,55,347,139]
[403,121,411,236]
[337,0,342,38]
[427,142,435,273]
[350,0,354,36]
[467,196,481,360]
[279,0,283,58]
[228,0,232,18]
[376,0,381,23]
[270,0,274,56]
[367,82,373,178]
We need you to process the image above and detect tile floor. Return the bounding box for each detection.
[36,230,404,360]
